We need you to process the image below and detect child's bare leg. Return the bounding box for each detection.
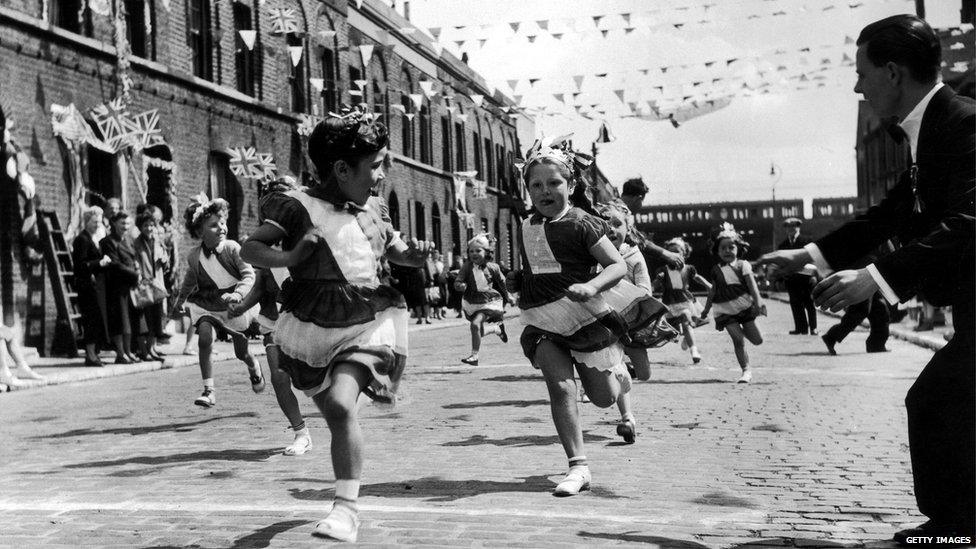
[311,362,370,541]
[197,322,214,381]
[682,319,701,362]
[623,346,651,381]
[536,341,592,496]
[725,324,749,370]
[232,331,264,392]
[577,361,621,409]
[468,313,485,357]
[742,321,763,346]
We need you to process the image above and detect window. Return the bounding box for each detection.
[349,65,363,105]
[209,153,243,241]
[233,3,255,96]
[483,136,493,185]
[321,49,338,113]
[388,191,400,230]
[431,202,442,251]
[419,102,431,164]
[414,201,426,240]
[440,115,451,171]
[454,121,466,171]
[472,128,481,177]
[124,0,155,59]
[372,81,386,123]
[400,94,413,157]
[288,34,307,113]
[495,143,505,192]
[187,0,213,80]
[85,146,119,208]
[50,0,91,35]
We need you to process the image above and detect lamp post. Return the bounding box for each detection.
[769,162,781,253]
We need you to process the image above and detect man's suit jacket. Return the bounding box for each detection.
[780,235,814,281]
[816,86,975,308]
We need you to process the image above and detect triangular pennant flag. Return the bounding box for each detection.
[595,73,607,78]
[289,45,304,66]
[625,27,635,34]
[354,79,368,90]
[613,89,625,103]
[601,30,609,38]
[552,33,563,40]
[510,22,520,33]
[536,20,549,31]
[457,113,468,122]
[429,27,441,39]
[405,113,415,121]
[527,35,537,43]
[627,102,638,113]
[592,15,603,26]
[310,78,324,92]
[419,80,435,98]
[354,0,363,8]
[507,79,519,91]
[478,39,486,48]
[238,30,257,50]
[622,13,631,25]
[573,75,584,90]
[528,78,539,87]
[553,93,565,103]
[409,93,423,109]
[359,44,374,67]
[469,94,484,107]
[513,94,523,104]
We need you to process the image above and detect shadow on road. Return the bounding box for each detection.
[441,431,611,448]
[691,490,761,509]
[645,379,729,385]
[139,519,314,549]
[63,447,281,469]
[578,531,710,547]
[481,374,546,382]
[33,412,258,439]
[442,399,550,409]
[289,474,629,502]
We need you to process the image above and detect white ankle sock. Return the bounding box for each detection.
[203,378,214,390]
[335,479,360,503]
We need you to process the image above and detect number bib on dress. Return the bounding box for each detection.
[720,265,741,285]
[667,268,684,290]
[472,266,491,292]
[522,219,561,274]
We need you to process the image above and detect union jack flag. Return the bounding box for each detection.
[253,153,278,180]
[90,97,133,152]
[296,114,320,137]
[268,8,301,35]
[228,147,259,179]
[125,109,166,150]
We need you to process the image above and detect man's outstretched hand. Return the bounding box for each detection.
[755,249,812,281]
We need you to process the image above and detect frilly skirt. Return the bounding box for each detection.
[187,302,258,339]
[462,297,505,323]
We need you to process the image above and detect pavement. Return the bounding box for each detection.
[0,301,963,548]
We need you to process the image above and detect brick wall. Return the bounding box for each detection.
[0,0,528,354]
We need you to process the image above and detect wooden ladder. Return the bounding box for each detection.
[36,209,83,357]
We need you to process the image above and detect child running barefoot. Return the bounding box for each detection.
[171,195,265,408]
[655,237,712,364]
[513,136,663,494]
[700,224,766,383]
[455,233,511,366]
[594,200,653,444]
[241,105,433,542]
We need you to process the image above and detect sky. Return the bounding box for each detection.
[402,0,964,206]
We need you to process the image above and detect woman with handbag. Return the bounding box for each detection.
[72,206,111,366]
[100,210,140,364]
[131,207,169,361]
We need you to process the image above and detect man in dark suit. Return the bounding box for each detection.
[619,178,685,270]
[758,15,974,544]
[779,217,818,335]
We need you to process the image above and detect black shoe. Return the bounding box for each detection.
[114,355,133,364]
[866,346,890,353]
[498,323,508,343]
[809,329,818,336]
[893,522,974,546]
[789,330,807,335]
[84,357,104,366]
[822,335,837,355]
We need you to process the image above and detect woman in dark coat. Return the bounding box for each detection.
[72,206,110,365]
[100,211,140,363]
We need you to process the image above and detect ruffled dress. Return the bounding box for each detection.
[657,265,703,321]
[260,186,408,402]
[181,241,259,338]
[250,267,289,337]
[517,208,665,372]
[460,261,509,322]
[710,260,757,331]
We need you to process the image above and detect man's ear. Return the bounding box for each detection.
[884,61,904,87]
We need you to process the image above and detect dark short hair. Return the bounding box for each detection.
[307,105,389,181]
[857,14,941,83]
[109,211,130,234]
[621,177,649,197]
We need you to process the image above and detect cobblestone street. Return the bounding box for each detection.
[0,302,941,547]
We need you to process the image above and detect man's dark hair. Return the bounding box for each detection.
[856,14,941,83]
[621,177,649,197]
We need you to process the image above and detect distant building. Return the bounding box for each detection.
[0,0,532,354]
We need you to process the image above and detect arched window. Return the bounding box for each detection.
[419,100,431,164]
[400,69,414,158]
[316,12,339,113]
[454,106,466,171]
[50,0,92,36]
[144,144,176,222]
[483,120,494,186]
[233,2,256,96]
[472,118,482,178]
[125,0,156,59]
[369,55,388,124]
[187,0,213,79]
[440,111,451,171]
[431,202,442,252]
[387,191,400,231]
[287,33,308,113]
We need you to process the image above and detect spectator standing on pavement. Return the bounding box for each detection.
[512,136,662,496]
[757,15,974,543]
[618,177,686,271]
[73,206,110,366]
[100,211,140,364]
[171,195,265,409]
[241,105,434,542]
[654,237,712,365]
[778,218,819,335]
[131,207,168,361]
[700,223,766,384]
[446,255,464,317]
[821,250,892,355]
[455,233,510,366]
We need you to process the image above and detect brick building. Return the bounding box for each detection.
[0,0,531,355]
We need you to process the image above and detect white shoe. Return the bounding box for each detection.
[312,502,360,542]
[690,347,701,364]
[578,386,590,403]
[737,369,752,384]
[13,365,43,380]
[284,431,312,456]
[194,388,216,407]
[553,466,591,497]
[0,368,23,388]
[182,345,197,356]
